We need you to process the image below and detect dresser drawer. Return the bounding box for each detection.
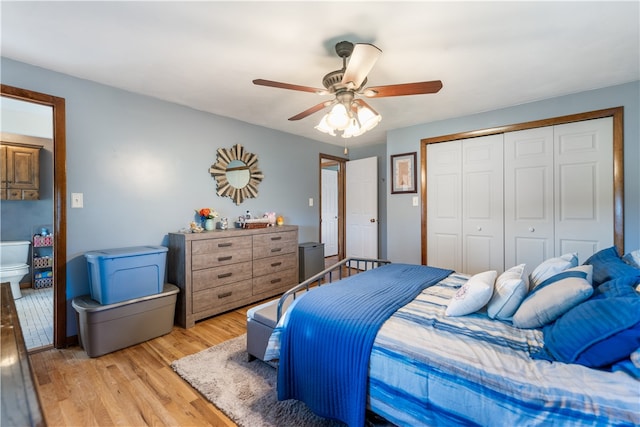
[253,231,297,259]
[253,253,297,277]
[192,261,253,292]
[192,279,253,313]
[253,268,298,296]
[192,236,252,270]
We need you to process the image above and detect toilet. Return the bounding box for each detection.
[0,241,31,299]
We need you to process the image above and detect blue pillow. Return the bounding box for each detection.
[592,275,640,299]
[542,276,640,368]
[583,246,640,286]
[574,321,640,368]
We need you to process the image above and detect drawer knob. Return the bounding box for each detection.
[218,291,232,299]
[270,278,282,284]
[271,236,282,241]
[271,262,282,267]
[218,242,232,247]
[218,255,233,262]
[271,248,282,253]
[218,272,232,279]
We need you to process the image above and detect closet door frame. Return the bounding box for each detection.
[420,106,624,265]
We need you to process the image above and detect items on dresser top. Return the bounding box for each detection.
[168,225,299,328]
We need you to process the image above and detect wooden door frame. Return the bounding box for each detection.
[1,84,67,349]
[319,153,347,260]
[420,106,624,265]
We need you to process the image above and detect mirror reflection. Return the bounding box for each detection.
[226,160,250,189]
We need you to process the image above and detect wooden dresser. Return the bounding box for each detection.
[168,225,298,328]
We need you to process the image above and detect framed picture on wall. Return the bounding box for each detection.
[391,152,417,194]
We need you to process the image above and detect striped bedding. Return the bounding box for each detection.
[368,273,639,426]
[268,272,640,426]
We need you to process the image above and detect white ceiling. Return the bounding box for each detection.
[2,1,638,149]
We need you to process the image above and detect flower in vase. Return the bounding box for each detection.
[196,208,219,221]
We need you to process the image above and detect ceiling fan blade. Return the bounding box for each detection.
[365,80,443,97]
[253,79,324,94]
[353,98,380,115]
[288,102,330,121]
[341,43,382,89]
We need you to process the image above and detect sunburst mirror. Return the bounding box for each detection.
[209,144,264,205]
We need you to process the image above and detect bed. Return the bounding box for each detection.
[254,249,640,427]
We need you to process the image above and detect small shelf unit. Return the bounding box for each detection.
[32,226,53,289]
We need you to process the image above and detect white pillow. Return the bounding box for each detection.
[529,253,578,289]
[623,249,640,268]
[446,270,497,317]
[512,265,594,329]
[487,264,528,320]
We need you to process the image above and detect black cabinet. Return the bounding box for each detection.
[298,242,325,282]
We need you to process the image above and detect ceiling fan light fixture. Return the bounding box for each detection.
[315,114,336,136]
[341,117,360,139]
[326,103,351,130]
[356,104,382,132]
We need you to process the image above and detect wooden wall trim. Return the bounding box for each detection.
[319,153,348,260]
[1,84,67,349]
[420,106,625,264]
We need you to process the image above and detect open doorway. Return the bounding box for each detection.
[319,154,347,262]
[1,84,67,350]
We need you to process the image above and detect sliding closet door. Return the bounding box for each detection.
[462,135,504,274]
[426,141,462,272]
[554,117,613,263]
[504,126,554,269]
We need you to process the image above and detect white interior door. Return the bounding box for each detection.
[427,141,462,272]
[321,168,338,257]
[554,117,613,263]
[462,135,504,274]
[504,126,554,270]
[346,156,378,259]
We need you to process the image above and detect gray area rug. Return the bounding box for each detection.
[171,334,344,427]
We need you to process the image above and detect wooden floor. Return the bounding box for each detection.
[29,303,257,427]
[29,257,343,426]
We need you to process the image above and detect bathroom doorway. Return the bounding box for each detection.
[1,84,67,350]
[319,154,347,261]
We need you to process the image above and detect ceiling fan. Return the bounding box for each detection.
[253,41,443,138]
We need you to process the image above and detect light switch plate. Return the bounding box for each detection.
[71,192,83,208]
[309,197,314,207]
[412,196,419,206]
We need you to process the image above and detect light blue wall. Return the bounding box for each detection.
[4,56,638,338]
[386,81,640,263]
[1,57,348,336]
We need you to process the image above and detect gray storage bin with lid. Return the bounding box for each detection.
[72,283,178,357]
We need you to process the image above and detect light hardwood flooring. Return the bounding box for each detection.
[29,257,342,426]
[29,303,259,427]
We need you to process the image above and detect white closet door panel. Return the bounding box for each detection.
[554,117,613,264]
[427,141,462,271]
[346,157,378,259]
[504,126,554,269]
[462,135,504,274]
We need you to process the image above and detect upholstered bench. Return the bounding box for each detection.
[246,295,297,362]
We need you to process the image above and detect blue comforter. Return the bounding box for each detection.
[276,263,453,426]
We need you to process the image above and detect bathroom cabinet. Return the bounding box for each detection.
[1,141,42,200]
[168,225,298,328]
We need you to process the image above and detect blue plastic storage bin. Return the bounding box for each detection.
[85,245,168,305]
